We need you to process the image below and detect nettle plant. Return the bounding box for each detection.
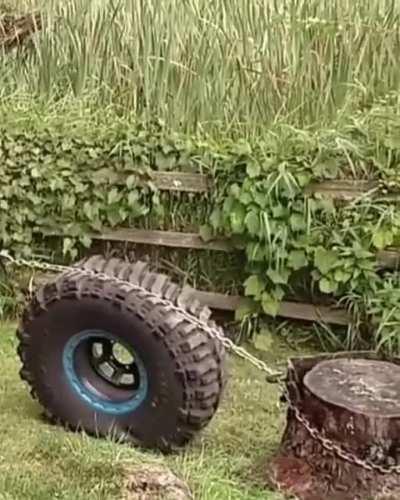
[205,140,400,353]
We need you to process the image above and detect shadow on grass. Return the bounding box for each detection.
[0,322,298,500]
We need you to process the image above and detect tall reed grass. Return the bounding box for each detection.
[2,0,400,133]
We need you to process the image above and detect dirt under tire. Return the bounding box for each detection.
[17,256,227,452]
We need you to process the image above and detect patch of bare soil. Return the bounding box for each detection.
[121,464,193,500]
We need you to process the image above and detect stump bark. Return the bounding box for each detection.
[268,352,400,500]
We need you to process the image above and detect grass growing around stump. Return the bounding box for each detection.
[0,322,301,500]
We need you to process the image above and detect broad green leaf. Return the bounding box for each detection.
[272,286,285,301]
[126,175,136,189]
[252,190,268,209]
[372,229,393,250]
[272,205,287,218]
[261,292,280,317]
[223,196,234,214]
[296,172,311,187]
[245,211,260,236]
[239,191,253,205]
[267,268,290,285]
[30,167,40,178]
[108,188,120,204]
[229,184,241,199]
[79,234,92,248]
[246,161,261,178]
[319,277,339,294]
[199,224,213,242]
[289,213,307,232]
[230,203,246,234]
[246,242,265,262]
[62,237,74,256]
[127,190,139,207]
[288,250,307,270]
[210,208,222,230]
[334,269,351,283]
[314,247,339,275]
[244,275,264,298]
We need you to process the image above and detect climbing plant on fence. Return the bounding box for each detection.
[2,104,400,352]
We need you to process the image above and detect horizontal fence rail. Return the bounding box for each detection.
[35,171,400,325]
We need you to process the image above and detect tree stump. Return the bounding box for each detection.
[268,352,400,500]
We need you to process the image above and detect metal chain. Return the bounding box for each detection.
[0,250,283,379]
[2,249,400,475]
[283,385,400,475]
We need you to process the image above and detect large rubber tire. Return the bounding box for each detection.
[17,256,226,452]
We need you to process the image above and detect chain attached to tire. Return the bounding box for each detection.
[2,249,400,475]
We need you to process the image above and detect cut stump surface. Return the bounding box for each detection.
[305,358,400,417]
[268,353,400,500]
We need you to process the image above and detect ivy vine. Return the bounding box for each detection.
[2,106,400,353]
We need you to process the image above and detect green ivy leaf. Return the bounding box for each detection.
[246,242,265,262]
[289,213,307,232]
[239,191,253,205]
[267,268,290,285]
[261,292,280,317]
[79,234,92,248]
[245,211,260,236]
[246,161,261,178]
[372,229,393,250]
[126,175,136,189]
[296,172,311,187]
[210,208,222,230]
[108,188,120,205]
[127,190,140,207]
[244,275,264,299]
[319,277,339,294]
[314,247,339,275]
[62,237,74,256]
[272,204,287,218]
[334,269,351,283]
[30,167,40,179]
[229,184,241,199]
[199,224,213,242]
[288,250,307,270]
[230,203,246,234]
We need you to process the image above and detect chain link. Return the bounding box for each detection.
[283,386,400,475]
[0,250,284,378]
[2,249,400,475]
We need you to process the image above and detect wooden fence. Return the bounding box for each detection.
[41,173,400,326]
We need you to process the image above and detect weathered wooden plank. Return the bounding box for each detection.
[88,230,400,270]
[144,175,379,198]
[193,290,350,325]
[377,249,400,269]
[142,175,379,198]
[306,180,378,200]
[30,271,349,325]
[87,229,232,252]
[41,227,400,270]
[145,171,209,193]
[121,171,390,200]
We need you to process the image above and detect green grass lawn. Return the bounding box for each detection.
[0,322,301,500]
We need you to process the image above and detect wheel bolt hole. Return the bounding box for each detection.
[112,343,134,365]
[92,342,104,359]
[99,362,114,378]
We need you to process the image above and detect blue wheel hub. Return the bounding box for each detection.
[63,330,148,415]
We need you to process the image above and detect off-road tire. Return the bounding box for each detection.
[17,256,226,451]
